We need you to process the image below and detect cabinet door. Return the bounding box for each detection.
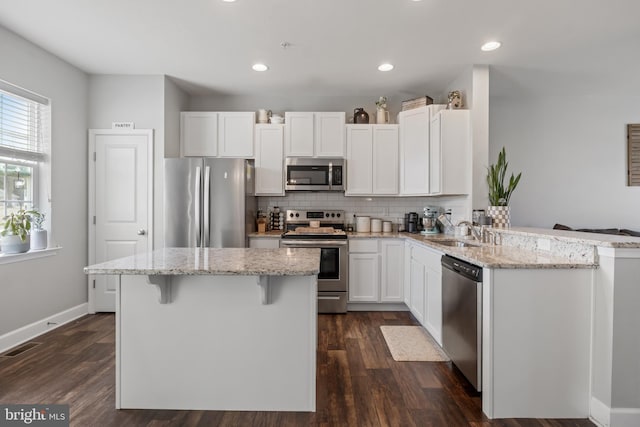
[404,242,411,306]
[398,107,429,195]
[181,112,218,157]
[381,240,404,302]
[315,112,346,157]
[429,114,442,194]
[373,125,399,194]
[348,253,379,302]
[425,266,443,345]
[439,110,470,195]
[345,125,373,195]
[409,255,426,324]
[285,112,314,157]
[255,124,284,196]
[218,112,255,158]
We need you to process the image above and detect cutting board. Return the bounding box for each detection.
[294,226,336,234]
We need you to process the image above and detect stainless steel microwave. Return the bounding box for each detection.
[285,158,344,192]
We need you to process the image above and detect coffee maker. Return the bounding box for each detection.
[404,212,420,233]
[421,206,442,234]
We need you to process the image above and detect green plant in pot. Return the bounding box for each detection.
[27,209,47,250]
[1,208,32,254]
[486,147,522,228]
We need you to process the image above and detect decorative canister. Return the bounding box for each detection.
[487,205,510,228]
[356,216,371,233]
[371,219,382,233]
[382,221,392,233]
[354,108,369,124]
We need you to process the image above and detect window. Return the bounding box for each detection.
[0,80,50,224]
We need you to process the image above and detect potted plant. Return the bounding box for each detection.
[27,209,47,250]
[486,147,522,227]
[1,209,32,254]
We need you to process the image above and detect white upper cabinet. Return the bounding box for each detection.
[181,112,218,157]
[218,112,255,158]
[255,124,284,196]
[429,110,470,195]
[398,105,445,195]
[181,111,254,158]
[315,112,346,157]
[345,124,398,196]
[285,112,345,157]
[284,112,314,156]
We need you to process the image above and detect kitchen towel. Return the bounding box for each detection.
[380,326,449,362]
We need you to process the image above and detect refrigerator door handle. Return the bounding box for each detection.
[203,166,211,247]
[195,166,201,247]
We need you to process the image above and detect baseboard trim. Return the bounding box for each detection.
[611,407,640,427]
[0,303,89,353]
[590,397,610,427]
[347,303,409,312]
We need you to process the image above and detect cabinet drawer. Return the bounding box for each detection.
[349,239,379,253]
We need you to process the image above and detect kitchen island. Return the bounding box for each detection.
[84,247,321,412]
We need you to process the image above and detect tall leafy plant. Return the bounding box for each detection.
[1,209,32,242]
[487,147,522,206]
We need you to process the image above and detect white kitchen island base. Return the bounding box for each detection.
[116,274,317,411]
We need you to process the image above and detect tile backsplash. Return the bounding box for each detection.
[258,193,472,226]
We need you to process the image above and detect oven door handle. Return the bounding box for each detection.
[318,296,342,300]
[281,240,348,247]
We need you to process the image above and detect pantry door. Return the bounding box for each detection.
[88,129,153,312]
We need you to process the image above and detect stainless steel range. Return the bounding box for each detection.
[280,210,348,313]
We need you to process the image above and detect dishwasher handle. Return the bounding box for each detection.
[441,255,483,282]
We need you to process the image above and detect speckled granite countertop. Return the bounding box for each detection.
[492,227,640,248]
[248,231,283,238]
[84,247,321,276]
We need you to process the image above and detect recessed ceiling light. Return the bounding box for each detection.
[222,0,237,2]
[252,63,268,72]
[481,41,502,52]
[378,63,394,72]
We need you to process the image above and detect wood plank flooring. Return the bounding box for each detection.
[0,312,594,427]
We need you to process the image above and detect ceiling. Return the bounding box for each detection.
[0,0,639,98]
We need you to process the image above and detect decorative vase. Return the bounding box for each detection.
[0,234,30,254]
[31,229,47,250]
[487,206,510,228]
[354,108,369,124]
[376,108,389,124]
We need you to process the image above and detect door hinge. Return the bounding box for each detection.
[93,279,96,289]
[93,216,96,225]
[93,152,96,161]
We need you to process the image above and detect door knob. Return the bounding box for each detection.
[137,229,146,236]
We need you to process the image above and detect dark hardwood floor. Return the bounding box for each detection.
[0,312,594,427]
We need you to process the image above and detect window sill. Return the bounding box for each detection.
[0,246,61,265]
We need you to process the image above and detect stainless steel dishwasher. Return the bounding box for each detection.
[441,255,482,391]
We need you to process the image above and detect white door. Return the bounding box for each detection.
[348,253,379,302]
[314,112,346,157]
[88,129,153,312]
[284,112,314,156]
[345,125,373,195]
[255,124,284,195]
[399,107,429,195]
[218,112,255,158]
[373,125,399,195]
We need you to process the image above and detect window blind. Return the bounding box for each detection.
[0,88,48,162]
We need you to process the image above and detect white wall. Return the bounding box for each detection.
[0,25,89,335]
[490,86,640,230]
[88,75,166,249]
[164,77,189,159]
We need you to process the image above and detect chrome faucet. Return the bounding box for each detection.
[456,220,482,241]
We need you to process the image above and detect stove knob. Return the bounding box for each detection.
[336,213,341,218]
[331,213,335,217]
[289,213,294,218]
[325,213,329,217]
[295,213,300,217]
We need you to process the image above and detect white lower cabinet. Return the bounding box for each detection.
[249,238,280,249]
[407,242,443,343]
[349,239,404,304]
[380,239,404,302]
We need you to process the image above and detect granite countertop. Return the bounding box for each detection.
[402,233,597,269]
[248,230,284,238]
[492,227,640,248]
[84,247,321,276]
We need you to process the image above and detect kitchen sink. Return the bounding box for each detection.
[433,239,481,248]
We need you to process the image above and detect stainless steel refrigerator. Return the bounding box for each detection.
[164,158,256,248]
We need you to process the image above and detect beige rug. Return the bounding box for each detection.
[380,326,450,362]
